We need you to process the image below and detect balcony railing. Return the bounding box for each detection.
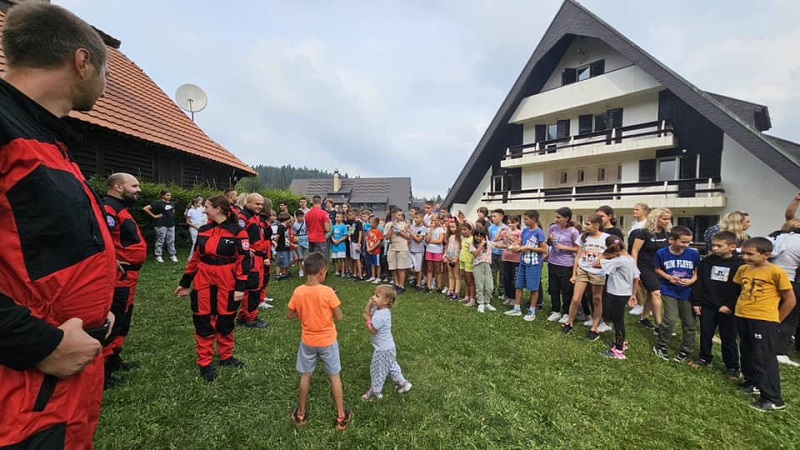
[504,120,673,160]
[482,177,724,204]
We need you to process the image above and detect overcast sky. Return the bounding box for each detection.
[57,0,800,198]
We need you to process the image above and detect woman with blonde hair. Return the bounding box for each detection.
[703,210,751,250]
[630,208,672,330]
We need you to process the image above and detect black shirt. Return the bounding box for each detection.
[633,229,669,269]
[150,200,175,227]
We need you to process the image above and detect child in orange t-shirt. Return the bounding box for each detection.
[287,252,352,430]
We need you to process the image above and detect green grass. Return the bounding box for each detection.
[97,255,800,449]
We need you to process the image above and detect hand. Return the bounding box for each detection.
[795,192,800,202]
[719,305,732,315]
[628,296,638,307]
[116,260,130,275]
[234,291,244,302]
[693,306,701,316]
[36,318,102,379]
[156,214,164,219]
[264,259,271,266]
[677,278,692,287]
[105,311,116,340]
[569,275,577,284]
[669,276,679,285]
[174,286,190,297]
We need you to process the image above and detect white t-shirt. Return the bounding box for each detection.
[186,207,206,225]
[426,227,446,254]
[772,233,800,282]
[578,233,610,275]
[600,255,640,296]
[409,224,428,253]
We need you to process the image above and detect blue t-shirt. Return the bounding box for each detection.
[520,227,546,266]
[654,246,701,300]
[331,223,348,253]
[488,223,508,256]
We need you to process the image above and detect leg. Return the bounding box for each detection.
[777,300,799,356]
[590,284,604,331]
[558,265,574,315]
[649,290,664,327]
[397,269,407,288]
[718,312,740,370]
[192,314,215,368]
[503,260,516,299]
[370,350,392,395]
[748,320,783,405]
[298,374,313,414]
[698,306,717,363]
[738,318,755,385]
[474,265,487,305]
[567,281,589,326]
[215,314,237,361]
[677,300,697,355]
[610,294,627,350]
[657,295,679,350]
[388,354,408,386]
[189,227,198,259]
[166,226,176,257]
[328,374,346,417]
[548,264,561,313]
[154,226,166,257]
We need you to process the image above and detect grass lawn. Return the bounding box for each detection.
[97,254,800,449]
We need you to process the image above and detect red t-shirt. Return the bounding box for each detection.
[367,229,384,255]
[305,206,330,244]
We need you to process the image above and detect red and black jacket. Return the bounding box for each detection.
[179,220,251,292]
[0,78,116,371]
[104,195,147,271]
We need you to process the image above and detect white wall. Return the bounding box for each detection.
[542,37,631,91]
[451,166,493,221]
[720,134,798,237]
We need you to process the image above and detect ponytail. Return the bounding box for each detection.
[207,195,237,222]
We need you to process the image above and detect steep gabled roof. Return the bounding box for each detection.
[0,10,255,176]
[444,0,800,206]
[290,177,412,210]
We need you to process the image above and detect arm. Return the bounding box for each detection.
[630,238,645,263]
[630,277,640,306]
[571,247,582,283]
[332,307,344,322]
[779,289,797,322]
[471,240,485,257]
[286,308,298,320]
[142,204,161,219]
[785,193,800,221]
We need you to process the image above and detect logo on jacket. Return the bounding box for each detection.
[241,240,250,251]
[106,216,116,228]
[239,219,246,228]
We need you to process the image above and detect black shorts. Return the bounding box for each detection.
[639,267,660,292]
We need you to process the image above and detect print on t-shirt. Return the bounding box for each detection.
[710,265,731,282]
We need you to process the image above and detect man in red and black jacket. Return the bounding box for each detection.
[237,193,271,329]
[103,173,148,388]
[0,3,117,448]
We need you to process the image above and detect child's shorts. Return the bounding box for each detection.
[425,251,443,262]
[296,341,341,375]
[277,251,291,268]
[409,252,424,271]
[292,246,308,262]
[459,259,473,273]
[368,254,381,267]
[515,263,542,292]
[332,251,346,260]
[350,243,361,260]
[576,267,606,285]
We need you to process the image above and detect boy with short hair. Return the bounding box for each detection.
[287,252,351,429]
[734,237,796,412]
[331,213,348,276]
[652,226,701,363]
[292,210,309,277]
[274,211,292,281]
[690,231,745,378]
[504,210,547,321]
[347,210,364,280]
[366,217,383,283]
[488,209,508,300]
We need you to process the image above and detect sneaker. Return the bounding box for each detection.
[263,297,275,303]
[243,318,270,329]
[441,288,449,294]
[561,324,574,335]
[219,357,246,368]
[575,312,589,322]
[170,255,179,263]
[503,298,515,306]
[653,327,660,337]
[749,399,786,412]
[740,383,761,395]
[547,312,562,322]
[257,302,273,310]
[299,270,305,277]
[582,319,594,327]
[629,305,644,315]
[485,304,497,312]
[464,298,476,307]
[524,310,536,322]
[361,388,383,402]
[504,308,522,317]
[371,279,380,284]
[291,408,308,427]
[640,318,655,329]
[335,409,353,431]
[777,355,800,367]
[673,351,690,363]
[597,322,613,333]
[558,314,570,324]
[396,381,413,393]
[477,304,485,313]
[652,346,669,361]
[155,256,164,263]
[726,368,742,380]
[199,365,217,382]
[688,359,711,369]
[602,347,627,360]
[587,330,600,341]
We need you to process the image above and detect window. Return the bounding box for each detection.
[577,65,591,82]
[595,108,624,132]
[561,60,605,86]
[545,120,570,142]
[594,113,608,132]
[506,168,522,191]
[617,164,623,181]
[559,171,568,184]
[578,115,593,135]
[597,167,606,182]
[547,124,558,141]
[576,169,585,183]
[492,175,504,192]
[658,158,678,181]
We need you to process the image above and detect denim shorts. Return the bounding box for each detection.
[296,341,341,375]
[515,263,542,292]
[276,251,291,268]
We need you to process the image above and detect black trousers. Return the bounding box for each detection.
[605,293,628,350]
[502,261,518,299]
[739,318,783,404]
[778,283,799,355]
[548,264,573,314]
[699,306,739,370]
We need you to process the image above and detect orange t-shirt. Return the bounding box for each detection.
[288,284,341,347]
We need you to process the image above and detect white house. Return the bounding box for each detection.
[443,0,800,239]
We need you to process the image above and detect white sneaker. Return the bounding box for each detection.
[396,381,413,393]
[629,305,644,315]
[155,256,164,263]
[583,319,594,327]
[598,322,613,333]
[547,312,562,322]
[485,304,497,312]
[505,308,522,317]
[523,310,536,322]
[777,355,800,367]
[299,270,304,277]
[477,305,485,313]
[170,255,179,263]
[257,302,273,310]
[558,314,570,324]
[371,279,380,284]
[441,288,449,294]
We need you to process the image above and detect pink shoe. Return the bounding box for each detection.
[464,298,477,307]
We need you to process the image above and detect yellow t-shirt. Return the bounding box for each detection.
[734,264,793,323]
[288,284,341,347]
[460,236,474,266]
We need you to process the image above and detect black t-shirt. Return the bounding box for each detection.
[605,226,624,242]
[274,223,289,251]
[348,219,363,244]
[150,200,175,227]
[633,229,669,269]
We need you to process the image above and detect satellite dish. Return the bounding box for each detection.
[175,84,208,121]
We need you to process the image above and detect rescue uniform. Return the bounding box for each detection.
[237,208,269,325]
[0,78,117,448]
[179,220,251,367]
[103,195,148,374]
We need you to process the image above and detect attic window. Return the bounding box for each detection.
[562,59,605,86]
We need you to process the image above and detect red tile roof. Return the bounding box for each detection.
[0,10,255,175]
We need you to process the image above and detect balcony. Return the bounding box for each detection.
[501,121,675,169]
[480,178,726,211]
[510,64,661,123]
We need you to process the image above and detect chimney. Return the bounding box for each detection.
[333,169,341,193]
